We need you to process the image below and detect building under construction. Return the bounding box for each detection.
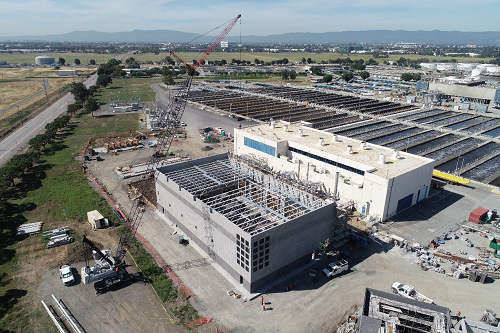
[361,288,451,333]
[156,153,348,292]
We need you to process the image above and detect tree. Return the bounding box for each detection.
[107,59,121,67]
[323,74,333,83]
[401,73,420,81]
[359,71,370,80]
[74,59,81,65]
[88,85,98,97]
[290,70,297,81]
[307,58,312,64]
[67,102,82,115]
[96,74,112,88]
[69,82,89,104]
[351,63,366,71]
[85,97,100,117]
[89,59,96,65]
[301,57,307,64]
[254,59,260,65]
[342,72,354,82]
[58,57,66,66]
[282,58,289,65]
[281,70,289,81]
[163,75,175,86]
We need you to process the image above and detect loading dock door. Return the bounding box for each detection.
[397,194,413,213]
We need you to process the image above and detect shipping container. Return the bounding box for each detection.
[469,207,489,224]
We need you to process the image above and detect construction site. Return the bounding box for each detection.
[26,17,500,333]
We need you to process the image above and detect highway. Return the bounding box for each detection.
[0,74,97,166]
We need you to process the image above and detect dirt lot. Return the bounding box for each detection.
[78,120,500,332]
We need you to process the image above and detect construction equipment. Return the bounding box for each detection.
[80,235,131,293]
[81,16,242,292]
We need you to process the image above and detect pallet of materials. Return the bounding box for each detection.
[16,222,43,236]
[43,226,70,238]
[47,234,74,248]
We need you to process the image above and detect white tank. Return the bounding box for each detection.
[486,66,500,73]
[270,121,275,129]
[318,137,324,146]
[470,69,483,78]
[392,150,400,159]
[379,154,386,165]
[360,141,367,150]
[283,125,289,132]
[298,128,303,137]
[436,63,457,71]
[457,63,476,71]
[420,63,436,70]
[332,134,338,142]
[347,145,353,154]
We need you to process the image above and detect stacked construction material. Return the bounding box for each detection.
[44,226,74,248]
[16,222,43,236]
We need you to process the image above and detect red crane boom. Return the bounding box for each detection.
[170,14,241,71]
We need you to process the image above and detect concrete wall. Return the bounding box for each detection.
[249,203,337,291]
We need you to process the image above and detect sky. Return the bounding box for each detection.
[1,0,499,37]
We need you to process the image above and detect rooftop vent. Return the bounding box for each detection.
[347,145,353,154]
[392,150,400,159]
[360,141,367,150]
[283,124,289,132]
[319,137,324,146]
[298,128,303,137]
[379,154,386,165]
[332,134,338,142]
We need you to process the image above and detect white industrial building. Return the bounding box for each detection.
[233,121,435,221]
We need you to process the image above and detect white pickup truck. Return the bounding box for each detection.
[392,282,433,304]
[322,259,349,278]
[59,264,75,286]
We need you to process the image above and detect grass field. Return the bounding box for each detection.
[123,51,493,65]
[1,51,493,67]
[94,77,162,105]
[0,112,140,332]
[0,81,44,110]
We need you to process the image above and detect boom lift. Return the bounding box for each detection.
[81,15,241,291]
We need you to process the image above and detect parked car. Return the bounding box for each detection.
[181,122,187,126]
[59,264,75,286]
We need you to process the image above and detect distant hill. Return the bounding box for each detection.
[1,30,499,45]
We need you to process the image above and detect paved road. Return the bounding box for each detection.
[0,74,97,166]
